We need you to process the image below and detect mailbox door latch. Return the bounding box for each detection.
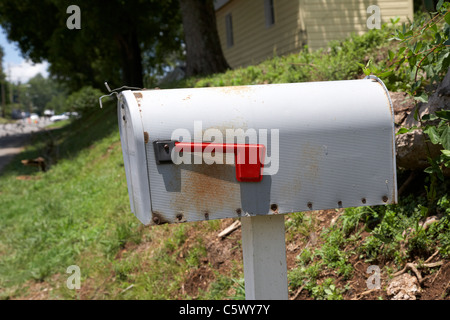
[153,140,265,182]
[153,140,176,164]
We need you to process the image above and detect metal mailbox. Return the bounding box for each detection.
[117,77,397,226]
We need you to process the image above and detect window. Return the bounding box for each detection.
[264,0,275,28]
[225,13,234,48]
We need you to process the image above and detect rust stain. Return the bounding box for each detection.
[219,85,254,96]
[144,131,149,144]
[133,92,143,107]
[301,142,323,182]
[170,163,240,221]
[203,119,249,143]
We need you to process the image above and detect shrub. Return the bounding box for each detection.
[65,86,104,113]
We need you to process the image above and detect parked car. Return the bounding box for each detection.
[50,112,80,122]
[11,109,24,119]
[43,110,55,117]
[50,113,69,122]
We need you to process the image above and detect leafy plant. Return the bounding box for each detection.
[311,278,344,300]
[366,2,450,216]
[185,239,207,268]
[296,247,314,265]
[288,260,323,292]
[65,86,104,114]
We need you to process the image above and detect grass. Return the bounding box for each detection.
[45,119,71,129]
[0,117,15,124]
[0,103,139,294]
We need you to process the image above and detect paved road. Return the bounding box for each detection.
[0,118,52,174]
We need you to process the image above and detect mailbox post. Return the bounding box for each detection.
[116,76,397,300]
[242,214,288,300]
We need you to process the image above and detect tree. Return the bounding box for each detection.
[179,0,230,77]
[415,0,442,12]
[25,74,66,114]
[0,0,183,90]
[0,46,6,117]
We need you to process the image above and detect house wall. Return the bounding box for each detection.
[304,0,414,50]
[215,0,414,68]
[216,0,306,68]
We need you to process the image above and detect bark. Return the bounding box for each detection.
[115,30,144,88]
[179,0,230,77]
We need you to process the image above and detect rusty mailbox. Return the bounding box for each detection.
[117,76,397,226]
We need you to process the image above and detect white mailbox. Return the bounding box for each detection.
[117,77,397,226]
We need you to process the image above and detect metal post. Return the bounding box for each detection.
[241,214,288,300]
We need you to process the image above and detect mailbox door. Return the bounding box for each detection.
[118,78,397,225]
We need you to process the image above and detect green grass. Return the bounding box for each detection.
[0,112,239,300]
[0,117,15,124]
[45,119,71,129]
[0,102,142,297]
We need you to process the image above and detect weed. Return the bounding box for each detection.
[185,238,207,268]
[200,273,236,300]
[164,225,187,253]
[296,248,314,266]
[228,277,246,300]
[311,278,344,300]
[316,227,354,279]
[288,260,323,292]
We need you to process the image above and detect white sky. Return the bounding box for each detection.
[0,26,49,83]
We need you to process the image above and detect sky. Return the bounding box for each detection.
[0,26,49,84]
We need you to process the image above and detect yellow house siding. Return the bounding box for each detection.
[304,0,414,50]
[215,0,413,68]
[216,0,305,68]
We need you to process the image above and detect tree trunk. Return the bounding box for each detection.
[179,0,230,77]
[116,30,144,88]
